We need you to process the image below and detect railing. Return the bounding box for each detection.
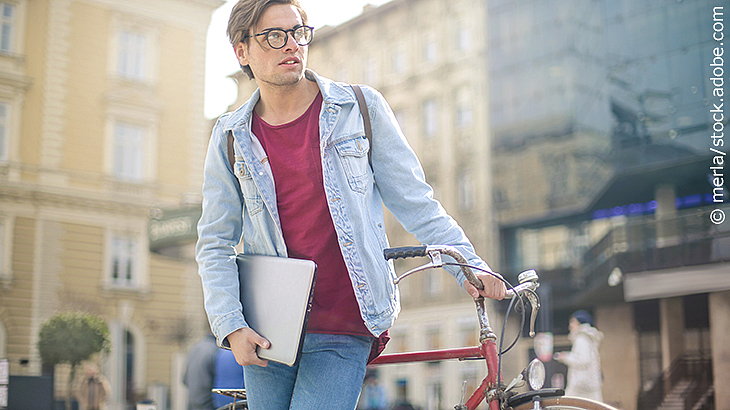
[637,355,713,410]
[580,206,729,284]
[684,360,713,410]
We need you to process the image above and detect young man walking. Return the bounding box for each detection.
[195,1,506,408]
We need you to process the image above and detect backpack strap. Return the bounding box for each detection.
[350,84,373,170]
[227,130,235,171]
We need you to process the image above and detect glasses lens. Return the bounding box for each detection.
[294,26,313,45]
[266,29,287,48]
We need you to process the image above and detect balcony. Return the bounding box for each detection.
[536,206,730,309]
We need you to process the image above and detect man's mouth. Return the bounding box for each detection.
[280,57,300,65]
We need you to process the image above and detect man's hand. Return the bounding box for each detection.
[227,327,270,367]
[463,271,507,300]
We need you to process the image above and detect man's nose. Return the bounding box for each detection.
[282,31,299,51]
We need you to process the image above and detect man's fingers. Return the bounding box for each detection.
[228,328,271,367]
[464,273,506,300]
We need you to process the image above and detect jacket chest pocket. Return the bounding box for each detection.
[234,161,264,215]
[334,136,371,194]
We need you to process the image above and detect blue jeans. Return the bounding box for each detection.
[243,333,373,410]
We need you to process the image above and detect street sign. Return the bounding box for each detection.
[148,206,201,252]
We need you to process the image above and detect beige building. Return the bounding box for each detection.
[0,0,221,408]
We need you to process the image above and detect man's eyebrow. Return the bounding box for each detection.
[259,23,304,31]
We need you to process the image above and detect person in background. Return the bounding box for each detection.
[212,348,246,409]
[73,362,111,410]
[184,333,219,410]
[554,310,604,402]
[358,370,388,410]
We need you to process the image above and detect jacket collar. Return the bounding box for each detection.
[222,69,356,132]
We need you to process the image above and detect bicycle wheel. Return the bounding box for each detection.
[214,400,248,410]
[512,396,618,410]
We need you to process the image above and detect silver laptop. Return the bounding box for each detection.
[237,254,317,367]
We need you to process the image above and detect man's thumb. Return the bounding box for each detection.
[258,337,270,349]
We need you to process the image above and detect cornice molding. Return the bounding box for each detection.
[0,181,152,217]
[77,0,223,31]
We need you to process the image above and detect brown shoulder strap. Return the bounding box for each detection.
[227,131,235,171]
[350,84,373,170]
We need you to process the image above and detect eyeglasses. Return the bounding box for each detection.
[244,25,314,49]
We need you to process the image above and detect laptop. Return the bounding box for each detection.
[237,254,317,367]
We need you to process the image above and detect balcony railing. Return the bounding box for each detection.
[580,206,729,285]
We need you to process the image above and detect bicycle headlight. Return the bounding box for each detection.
[526,358,545,390]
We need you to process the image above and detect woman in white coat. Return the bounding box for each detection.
[554,310,604,402]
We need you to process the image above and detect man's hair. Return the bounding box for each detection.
[227,0,308,80]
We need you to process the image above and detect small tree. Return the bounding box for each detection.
[37,312,111,410]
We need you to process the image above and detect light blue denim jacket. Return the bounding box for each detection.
[196,71,490,347]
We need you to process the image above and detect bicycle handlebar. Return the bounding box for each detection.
[384,245,541,337]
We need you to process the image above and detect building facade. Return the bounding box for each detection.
[0,0,221,408]
[493,1,728,409]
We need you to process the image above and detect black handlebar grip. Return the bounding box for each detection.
[383,246,428,260]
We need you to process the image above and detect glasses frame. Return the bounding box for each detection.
[244,25,315,49]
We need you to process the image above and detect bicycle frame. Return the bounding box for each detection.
[372,245,541,410]
[369,300,502,410]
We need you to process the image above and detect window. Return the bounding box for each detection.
[422,99,438,138]
[0,216,10,283]
[424,36,437,63]
[110,235,139,287]
[0,3,15,53]
[113,122,145,182]
[458,169,474,211]
[455,87,473,129]
[456,24,470,51]
[363,56,378,85]
[118,30,148,80]
[0,102,9,162]
[392,45,406,74]
[0,222,4,276]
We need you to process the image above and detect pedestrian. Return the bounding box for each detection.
[195,1,506,408]
[73,363,110,410]
[183,333,219,410]
[212,348,245,409]
[554,310,604,402]
[358,371,388,410]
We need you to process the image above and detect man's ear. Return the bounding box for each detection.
[234,42,248,66]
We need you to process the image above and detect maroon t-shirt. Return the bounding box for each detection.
[252,92,371,337]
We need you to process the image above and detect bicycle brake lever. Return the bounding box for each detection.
[393,250,446,285]
[523,291,540,337]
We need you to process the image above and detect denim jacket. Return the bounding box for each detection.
[196,70,490,347]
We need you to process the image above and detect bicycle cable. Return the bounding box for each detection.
[441,262,531,388]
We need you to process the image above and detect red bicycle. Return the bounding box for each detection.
[371,245,617,410]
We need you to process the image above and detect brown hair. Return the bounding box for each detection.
[227,0,309,80]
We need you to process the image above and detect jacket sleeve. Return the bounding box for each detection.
[195,115,249,348]
[364,87,494,286]
[561,334,593,370]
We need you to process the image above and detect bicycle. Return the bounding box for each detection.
[370,245,618,410]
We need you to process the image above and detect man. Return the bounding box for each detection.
[183,333,218,410]
[73,363,111,410]
[195,0,506,408]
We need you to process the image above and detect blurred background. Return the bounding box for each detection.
[0,0,727,409]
